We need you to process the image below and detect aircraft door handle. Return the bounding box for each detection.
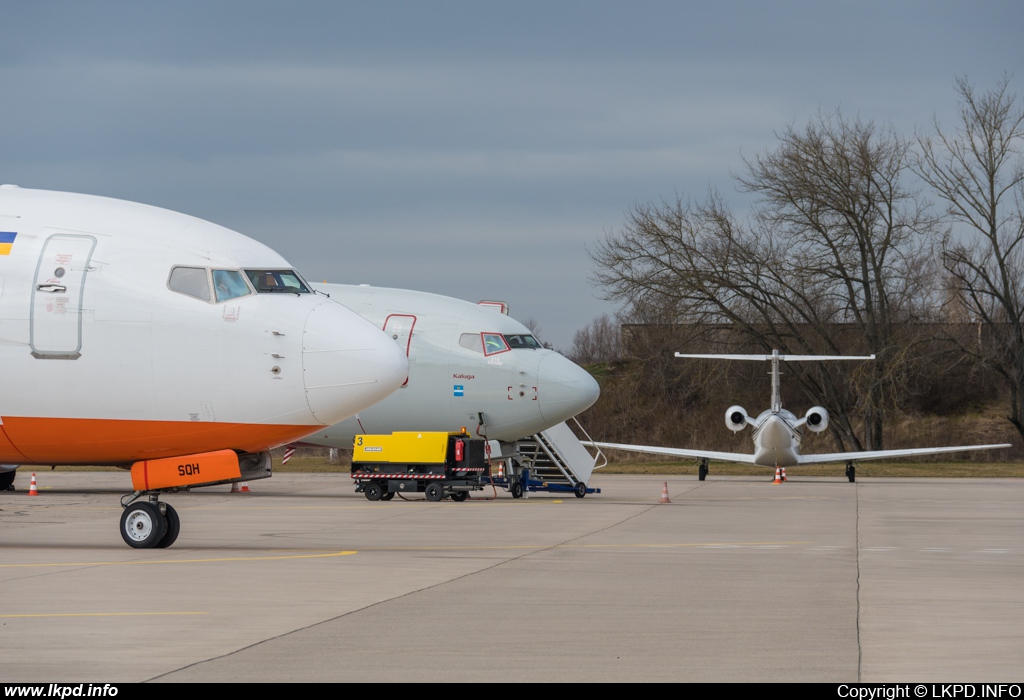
[36,284,67,293]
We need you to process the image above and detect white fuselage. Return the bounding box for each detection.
[0,187,408,464]
[298,283,600,445]
[751,409,803,467]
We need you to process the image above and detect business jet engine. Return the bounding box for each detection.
[804,406,829,433]
[725,405,749,432]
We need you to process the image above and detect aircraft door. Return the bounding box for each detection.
[383,314,416,386]
[30,233,97,359]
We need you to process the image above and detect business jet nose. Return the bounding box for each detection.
[536,352,600,424]
[302,302,409,425]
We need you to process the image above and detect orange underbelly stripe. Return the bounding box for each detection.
[0,416,320,465]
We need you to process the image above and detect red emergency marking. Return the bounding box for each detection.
[351,472,447,480]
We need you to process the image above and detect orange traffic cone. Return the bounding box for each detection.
[497,462,504,479]
[659,482,671,503]
[240,482,250,493]
[230,481,241,493]
[27,472,38,496]
[780,467,787,482]
[773,467,782,484]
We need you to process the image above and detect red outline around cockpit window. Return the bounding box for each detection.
[482,331,510,356]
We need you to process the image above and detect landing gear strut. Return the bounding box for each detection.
[845,461,856,483]
[698,458,709,482]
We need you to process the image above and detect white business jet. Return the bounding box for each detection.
[587,350,1011,482]
[298,284,600,445]
[0,186,408,546]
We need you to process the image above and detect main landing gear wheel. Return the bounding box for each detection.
[380,491,395,501]
[450,490,468,502]
[846,463,856,483]
[424,482,444,502]
[698,461,708,481]
[510,482,524,499]
[0,469,15,491]
[364,482,383,501]
[120,501,167,549]
[574,481,587,498]
[156,503,180,549]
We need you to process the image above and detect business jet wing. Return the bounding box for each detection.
[797,443,1012,465]
[583,442,757,464]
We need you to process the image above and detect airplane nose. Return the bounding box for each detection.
[536,352,600,424]
[302,302,409,425]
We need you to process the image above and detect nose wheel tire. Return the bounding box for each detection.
[574,482,587,498]
[424,483,444,502]
[120,502,167,549]
[156,504,181,548]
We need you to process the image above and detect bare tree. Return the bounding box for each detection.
[592,111,944,450]
[917,75,1024,441]
[568,314,622,364]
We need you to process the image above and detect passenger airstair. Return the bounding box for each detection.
[513,418,607,495]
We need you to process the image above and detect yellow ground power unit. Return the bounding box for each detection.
[351,429,490,502]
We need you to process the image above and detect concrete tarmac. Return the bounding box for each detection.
[1,472,1021,682]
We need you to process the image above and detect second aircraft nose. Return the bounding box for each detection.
[302,301,409,425]
[536,352,600,425]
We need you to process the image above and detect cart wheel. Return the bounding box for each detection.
[450,490,468,502]
[510,482,523,499]
[364,482,383,501]
[574,481,587,498]
[424,483,444,502]
[381,491,395,501]
[155,504,181,548]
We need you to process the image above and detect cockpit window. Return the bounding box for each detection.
[213,269,252,302]
[504,334,542,349]
[459,333,483,353]
[482,332,510,356]
[244,269,311,294]
[461,332,526,354]
[168,266,211,302]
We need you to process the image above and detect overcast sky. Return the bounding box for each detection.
[1,1,1020,350]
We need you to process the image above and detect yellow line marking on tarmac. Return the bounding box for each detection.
[336,541,814,552]
[0,551,357,569]
[0,542,812,568]
[0,612,207,619]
